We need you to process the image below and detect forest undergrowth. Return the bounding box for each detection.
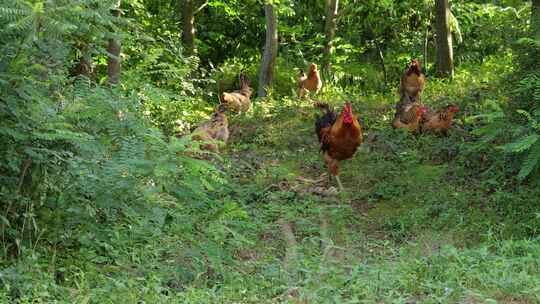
[1,0,539,303]
[2,56,540,304]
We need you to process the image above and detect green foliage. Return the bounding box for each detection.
[1,0,540,303]
[0,0,230,267]
[499,109,540,181]
[479,23,540,181]
[453,2,527,63]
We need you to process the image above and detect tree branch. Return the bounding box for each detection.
[17,159,32,194]
[194,1,209,15]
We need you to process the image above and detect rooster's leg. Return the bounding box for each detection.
[325,171,331,186]
[335,175,344,192]
[324,154,342,191]
[298,88,305,99]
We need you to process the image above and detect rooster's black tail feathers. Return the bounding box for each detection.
[315,103,337,143]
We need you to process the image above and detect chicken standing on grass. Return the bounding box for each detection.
[298,63,323,99]
[220,74,253,113]
[421,104,460,136]
[190,105,229,153]
[398,58,425,109]
[315,102,363,191]
[393,102,428,133]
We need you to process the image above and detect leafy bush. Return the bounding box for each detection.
[2,0,540,302]
[476,32,540,181]
[0,0,231,261]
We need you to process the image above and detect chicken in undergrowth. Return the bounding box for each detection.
[298,63,322,99]
[190,104,229,153]
[315,101,363,191]
[392,102,427,133]
[421,104,459,136]
[220,74,253,112]
[395,90,413,116]
[398,58,425,106]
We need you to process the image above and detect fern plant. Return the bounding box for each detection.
[472,41,540,182]
[0,0,239,265]
[500,108,540,181]
[0,0,141,257]
[496,67,540,181]
[498,29,540,181]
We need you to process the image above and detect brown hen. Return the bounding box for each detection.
[298,63,322,99]
[399,59,425,104]
[220,74,253,113]
[393,102,427,133]
[421,104,459,136]
[191,105,229,153]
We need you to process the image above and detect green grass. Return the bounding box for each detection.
[2,56,540,303]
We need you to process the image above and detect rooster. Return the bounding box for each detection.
[298,63,322,99]
[191,105,229,153]
[392,102,427,133]
[315,102,363,191]
[220,74,253,112]
[399,59,425,104]
[421,104,459,136]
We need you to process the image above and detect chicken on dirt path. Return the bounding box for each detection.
[315,102,363,191]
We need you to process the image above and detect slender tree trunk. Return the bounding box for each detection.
[374,40,387,91]
[73,44,94,78]
[258,4,278,97]
[107,0,122,85]
[423,29,429,72]
[181,0,197,55]
[532,0,540,40]
[423,13,431,74]
[322,0,339,73]
[78,54,93,77]
[435,0,454,78]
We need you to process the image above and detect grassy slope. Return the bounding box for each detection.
[3,58,540,304]
[200,56,540,303]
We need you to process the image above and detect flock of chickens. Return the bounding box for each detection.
[187,59,459,191]
[392,59,459,135]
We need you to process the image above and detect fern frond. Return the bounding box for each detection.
[0,7,28,22]
[5,14,35,33]
[518,141,540,181]
[500,134,539,153]
[516,37,540,48]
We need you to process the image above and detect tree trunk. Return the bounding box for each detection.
[73,44,94,78]
[532,0,540,40]
[423,29,429,73]
[374,40,387,91]
[77,54,93,77]
[423,13,431,75]
[435,0,454,78]
[107,1,122,85]
[322,0,339,73]
[257,4,278,98]
[181,0,197,55]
